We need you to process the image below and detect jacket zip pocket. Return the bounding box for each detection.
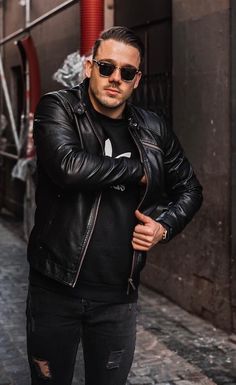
[141,141,164,154]
[128,127,149,210]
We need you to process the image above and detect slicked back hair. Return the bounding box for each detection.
[92,26,145,63]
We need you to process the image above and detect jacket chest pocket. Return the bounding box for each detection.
[141,140,164,175]
[141,141,164,155]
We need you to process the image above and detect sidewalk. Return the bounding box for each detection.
[0,213,235,385]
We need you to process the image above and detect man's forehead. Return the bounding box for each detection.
[96,39,141,64]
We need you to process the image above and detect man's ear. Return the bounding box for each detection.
[134,71,142,89]
[84,59,93,78]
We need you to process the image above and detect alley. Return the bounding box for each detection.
[0,213,235,385]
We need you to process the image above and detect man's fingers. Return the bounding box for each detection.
[132,238,151,247]
[132,240,150,251]
[135,210,152,224]
[133,211,164,251]
[133,225,154,236]
[133,231,153,242]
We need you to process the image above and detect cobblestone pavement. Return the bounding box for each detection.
[0,214,236,385]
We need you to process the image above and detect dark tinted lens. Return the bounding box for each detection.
[98,62,115,77]
[120,67,137,81]
[95,60,138,81]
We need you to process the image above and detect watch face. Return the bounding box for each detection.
[162,229,167,240]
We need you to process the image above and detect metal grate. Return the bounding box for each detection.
[131,72,172,122]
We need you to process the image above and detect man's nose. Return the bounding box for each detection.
[109,67,122,83]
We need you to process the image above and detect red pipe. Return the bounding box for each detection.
[20,36,41,114]
[80,0,104,56]
[17,36,41,158]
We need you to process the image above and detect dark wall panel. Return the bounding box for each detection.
[142,0,232,331]
[115,0,171,119]
[115,0,170,27]
[3,1,25,36]
[231,0,236,331]
[31,3,80,94]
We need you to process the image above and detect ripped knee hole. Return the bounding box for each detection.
[33,357,52,379]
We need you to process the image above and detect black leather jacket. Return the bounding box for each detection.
[28,79,203,289]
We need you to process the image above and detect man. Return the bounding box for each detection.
[26,26,203,385]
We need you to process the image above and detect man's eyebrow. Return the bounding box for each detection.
[96,58,138,68]
[96,58,114,63]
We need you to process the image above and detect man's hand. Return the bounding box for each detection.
[132,210,166,251]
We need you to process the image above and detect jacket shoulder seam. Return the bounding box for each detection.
[43,90,77,121]
[131,105,165,132]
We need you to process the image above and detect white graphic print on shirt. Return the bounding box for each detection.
[105,139,131,191]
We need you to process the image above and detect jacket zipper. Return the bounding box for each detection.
[72,110,104,287]
[72,115,151,290]
[127,123,150,294]
[72,194,102,287]
[127,254,136,294]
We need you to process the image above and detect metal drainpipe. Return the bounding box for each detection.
[23,0,40,158]
[25,0,30,27]
[80,0,104,56]
[0,1,3,114]
[0,1,20,153]
[25,0,30,119]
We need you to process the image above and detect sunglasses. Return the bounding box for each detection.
[93,59,139,82]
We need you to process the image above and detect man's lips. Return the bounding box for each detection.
[104,88,121,95]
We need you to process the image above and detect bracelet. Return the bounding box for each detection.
[162,228,168,240]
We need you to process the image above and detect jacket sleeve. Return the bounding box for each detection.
[33,94,143,190]
[155,122,203,240]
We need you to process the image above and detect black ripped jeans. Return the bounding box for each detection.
[26,284,137,385]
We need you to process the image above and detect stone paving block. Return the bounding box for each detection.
[137,288,236,384]
[128,376,154,384]
[174,381,215,385]
[131,367,152,377]
[130,325,217,384]
[8,373,29,385]
[0,376,11,385]
[154,383,172,385]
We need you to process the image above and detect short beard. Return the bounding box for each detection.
[90,87,125,110]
